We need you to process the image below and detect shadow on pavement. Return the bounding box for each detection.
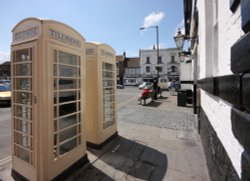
[74,165,115,181]
[88,136,168,181]
[145,101,162,107]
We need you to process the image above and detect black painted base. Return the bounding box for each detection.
[52,154,89,181]
[87,131,118,149]
[11,154,89,181]
[199,107,240,181]
[11,169,29,181]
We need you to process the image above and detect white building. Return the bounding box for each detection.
[184,0,250,180]
[123,57,141,86]
[139,48,180,82]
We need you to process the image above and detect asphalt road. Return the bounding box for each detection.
[0,106,11,161]
[0,86,141,163]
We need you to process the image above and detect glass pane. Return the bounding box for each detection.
[59,126,77,142]
[103,71,113,78]
[103,120,114,129]
[15,63,31,76]
[77,67,80,76]
[103,80,113,87]
[53,79,57,90]
[14,119,32,134]
[103,87,114,95]
[59,79,78,90]
[59,52,78,66]
[15,92,32,105]
[104,95,114,102]
[53,64,57,76]
[59,91,78,103]
[15,132,31,149]
[78,124,81,133]
[14,78,31,91]
[54,92,57,104]
[54,134,58,145]
[15,146,30,163]
[59,138,77,155]
[59,102,77,116]
[16,49,30,63]
[54,120,58,132]
[54,106,58,118]
[103,63,113,71]
[14,105,32,120]
[59,65,77,77]
[59,114,77,129]
[104,113,113,120]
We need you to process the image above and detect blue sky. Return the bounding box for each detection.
[0,0,184,63]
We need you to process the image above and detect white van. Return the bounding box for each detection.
[158,77,169,90]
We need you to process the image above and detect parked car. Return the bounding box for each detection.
[117,84,124,89]
[0,80,11,84]
[0,84,11,105]
[138,82,153,90]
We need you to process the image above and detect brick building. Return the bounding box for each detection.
[123,56,141,86]
[116,55,125,84]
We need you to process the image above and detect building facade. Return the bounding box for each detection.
[184,0,250,180]
[139,48,180,82]
[116,55,125,84]
[123,57,141,86]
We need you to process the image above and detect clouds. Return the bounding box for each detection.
[143,12,165,28]
[0,51,10,64]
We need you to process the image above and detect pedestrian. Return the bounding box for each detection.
[168,79,175,96]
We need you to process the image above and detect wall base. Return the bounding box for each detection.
[199,107,240,181]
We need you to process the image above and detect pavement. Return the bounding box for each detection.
[0,91,210,181]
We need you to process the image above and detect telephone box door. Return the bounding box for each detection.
[12,42,37,180]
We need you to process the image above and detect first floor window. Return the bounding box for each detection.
[146,66,150,73]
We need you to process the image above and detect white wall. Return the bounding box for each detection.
[200,90,244,177]
[197,0,207,79]
[197,0,244,178]
[140,48,180,76]
[217,0,243,76]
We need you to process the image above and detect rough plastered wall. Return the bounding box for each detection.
[197,0,245,180]
[200,90,244,179]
